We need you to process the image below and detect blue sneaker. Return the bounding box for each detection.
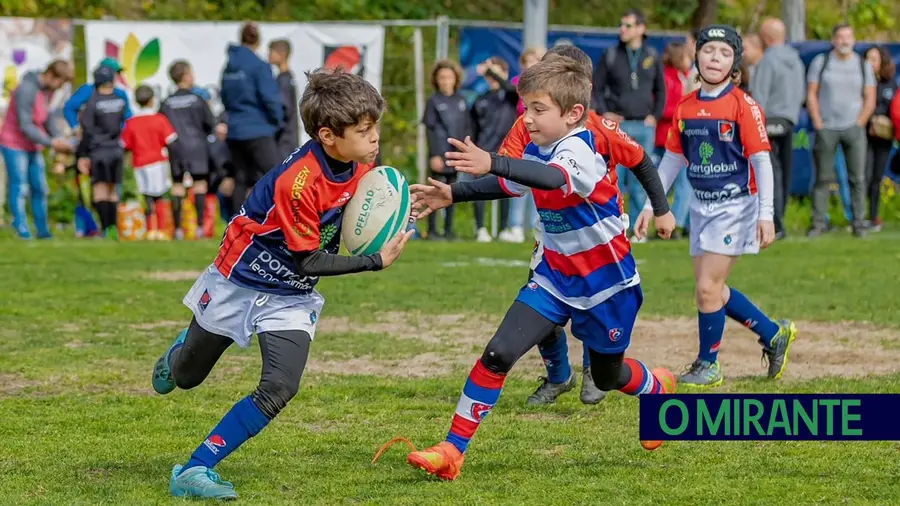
[152,329,187,395]
[170,464,238,500]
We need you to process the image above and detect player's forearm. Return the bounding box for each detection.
[291,249,383,277]
[450,175,510,202]
[489,154,567,190]
[642,151,687,212]
[629,154,670,216]
[749,152,775,221]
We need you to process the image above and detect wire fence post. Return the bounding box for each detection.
[413,27,427,185]
[436,16,450,61]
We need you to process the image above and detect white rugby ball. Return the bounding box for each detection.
[341,166,412,256]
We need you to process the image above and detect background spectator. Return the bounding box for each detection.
[592,8,665,239]
[268,39,299,160]
[220,22,284,210]
[422,59,467,240]
[684,29,701,94]
[0,60,72,239]
[753,17,806,238]
[63,57,132,130]
[505,46,545,243]
[470,56,517,243]
[806,24,875,237]
[656,40,692,238]
[863,45,896,233]
[741,33,764,92]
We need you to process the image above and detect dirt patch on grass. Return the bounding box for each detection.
[130,320,183,331]
[312,312,900,380]
[0,373,45,396]
[143,271,201,282]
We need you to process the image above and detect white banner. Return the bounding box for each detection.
[84,21,384,142]
[0,18,74,130]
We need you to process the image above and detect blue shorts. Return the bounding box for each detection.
[516,282,643,354]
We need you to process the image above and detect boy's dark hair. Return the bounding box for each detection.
[168,60,191,85]
[517,58,591,126]
[241,22,260,46]
[300,68,386,140]
[487,56,509,74]
[622,8,646,26]
[430,59,464,91]
[135,85,155,107]
[690,28,701,41]
[44,59,73,81]
[269,39,292,57]
[832,23,853,36]
[544,45,594,76]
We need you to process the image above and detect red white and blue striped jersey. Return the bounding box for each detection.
[213,140,373,296]
[500,127,639,309]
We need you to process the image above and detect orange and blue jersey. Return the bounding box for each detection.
[665,83,770,201]
[500,127,638,310]
[214,140,372,295]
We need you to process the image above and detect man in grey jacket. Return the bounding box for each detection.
[751,18,806,238]
[806,24,875,238]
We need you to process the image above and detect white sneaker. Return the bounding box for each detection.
[508,226,525,243]
[630,234,648,244]
[476,227,492,243]
[498,229,514,242]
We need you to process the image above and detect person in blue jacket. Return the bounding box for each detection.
[220,22,284,210]
[63,58,132,129]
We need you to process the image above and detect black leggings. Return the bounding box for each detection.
[481,302,630,391]
[170,318,311,419]
[867,137,893,221]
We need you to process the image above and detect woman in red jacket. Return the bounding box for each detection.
[655,41,692,237]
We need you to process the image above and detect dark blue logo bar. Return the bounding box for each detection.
[639,394,900,441]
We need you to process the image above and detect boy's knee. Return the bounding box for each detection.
[481,343,517,374]
[589,362,619,391]
[695,279,725,309]
[252,376,300,419]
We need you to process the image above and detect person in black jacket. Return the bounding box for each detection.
[268,39,299,160]
[592,8,666,239]
[422,59,467,240]
[76,65,127,238]
[469,56,518,242]
[863,45,897,232]
[161,60,216,239]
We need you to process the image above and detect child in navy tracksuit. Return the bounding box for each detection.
[423,60,468,240]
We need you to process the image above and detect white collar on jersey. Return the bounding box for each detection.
[536,126,588,155]
[133,106,157,117]
[699,81,731,99]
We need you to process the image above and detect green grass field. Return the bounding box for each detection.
[2,232,900,505]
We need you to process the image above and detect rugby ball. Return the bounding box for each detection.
[341,166,412,256]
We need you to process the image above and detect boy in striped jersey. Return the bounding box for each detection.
[381,57,677,481]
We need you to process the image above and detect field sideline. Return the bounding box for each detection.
[2,233,900,505]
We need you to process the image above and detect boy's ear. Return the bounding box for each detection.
[317,127,336,146]
[566,103,586,125]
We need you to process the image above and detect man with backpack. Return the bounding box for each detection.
[806,24,875,238]
[591,8,666,241]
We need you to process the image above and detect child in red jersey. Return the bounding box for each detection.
[149,69,413,500]
[635,25,798,388]
[121,85,177,239]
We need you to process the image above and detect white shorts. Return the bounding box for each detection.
[689,194,760,257]
[183,265,325,348]
[134,162,172,197]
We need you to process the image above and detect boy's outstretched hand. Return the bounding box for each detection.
[410,177,453,220]
[379,230,415,269]
[633,209,676,241]
[445,136,491,176]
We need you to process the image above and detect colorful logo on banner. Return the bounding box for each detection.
[323,45,366,77]
[104,33,161,87]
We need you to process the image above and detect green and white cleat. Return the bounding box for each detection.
[152,329,187,395]
[169,465,238,500]
[679,359,724,388]
[761,319,798,380]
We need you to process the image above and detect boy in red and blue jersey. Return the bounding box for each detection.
[375,57,676,481]
[150,69,413,500]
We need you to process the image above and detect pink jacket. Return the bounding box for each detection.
[0,71,52,152]
[512,75,524,115]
